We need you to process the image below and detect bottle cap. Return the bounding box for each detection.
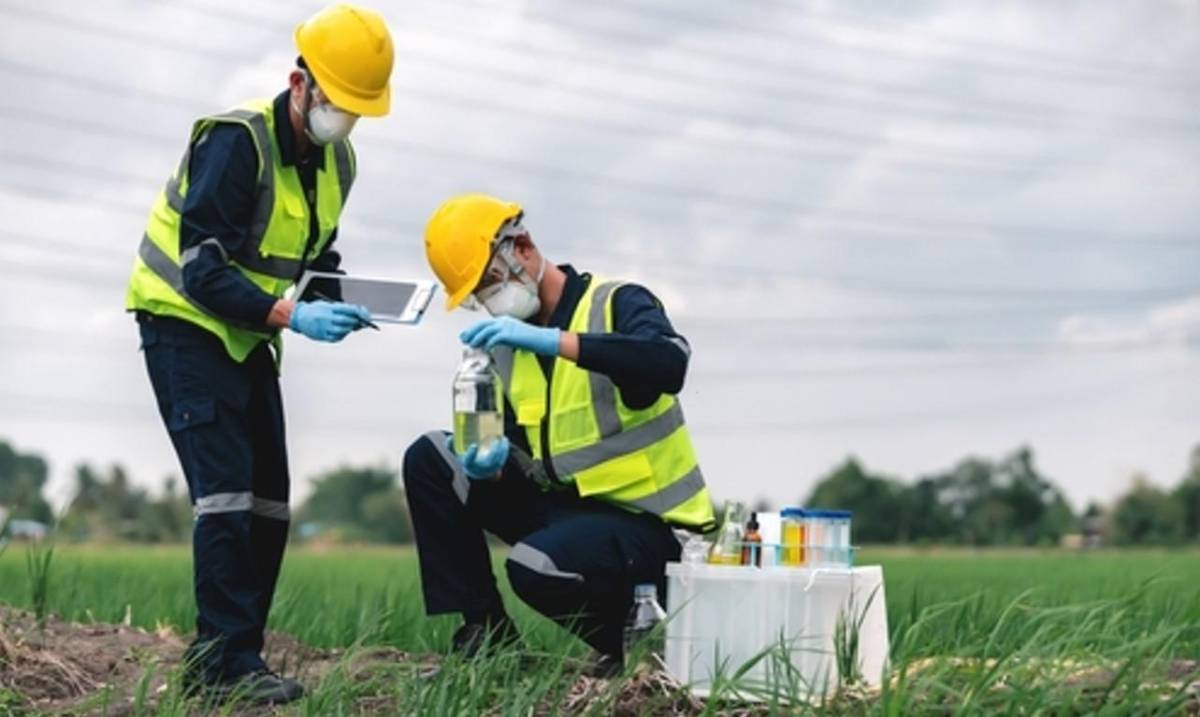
[633,583,657,600]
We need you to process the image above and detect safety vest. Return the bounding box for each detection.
[125,98,355,362]
[493,279,716,530]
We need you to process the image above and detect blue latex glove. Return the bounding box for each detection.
[447,435,510,480]
[289,301,371,343]
[460,316,560,356]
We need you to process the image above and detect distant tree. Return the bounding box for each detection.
[805,457,908,543]
[1171,444,1200,542]
[903,477,957,544]
[0,439,53,524]
[1109,475,1185,546]
[298,465,411,544]
[995,447,1075,545]
[60,463,190,542]
[909,447,1073,546]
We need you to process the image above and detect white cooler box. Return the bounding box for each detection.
[664,562,890,698]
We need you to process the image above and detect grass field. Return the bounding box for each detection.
[1,546,1198,714]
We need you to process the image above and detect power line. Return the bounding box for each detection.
[6,234,1199,309]
[393,54,1054,167]
[0,57,1050,178]
[0,11,1070,167]
[561,0,1195,91]
[0,230,130,260]
[165,0,1200,132]
[4,142,1198,318]
[689,363,1198,434]
[756,0,1187,79]
[407,16,1200,137]
[5,150,1200,299]
[0,4,259,64]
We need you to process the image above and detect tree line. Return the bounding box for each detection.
[2,438,1198,546]
[801,445,1200,546]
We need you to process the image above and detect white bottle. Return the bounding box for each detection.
[622,583,667,667]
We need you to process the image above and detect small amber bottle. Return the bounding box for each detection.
[741,512,762,567]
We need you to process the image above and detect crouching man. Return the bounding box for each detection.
[403,194,715,675]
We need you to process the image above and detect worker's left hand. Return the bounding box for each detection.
[449,436,510,480]
[461,316,560,356]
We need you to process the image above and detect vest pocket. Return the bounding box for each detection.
[259,194,307,260]
[515,399,544,427]
[550,402,599,452]
[572,451,653,497]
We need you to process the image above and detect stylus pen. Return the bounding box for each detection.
[310,291,381,330]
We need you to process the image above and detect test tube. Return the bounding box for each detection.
[780,508,805,566]
[827,510,852,567]
[805,510,825,567]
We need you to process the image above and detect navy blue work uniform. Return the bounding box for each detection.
[403,266,691,657]
[137,92,336,682]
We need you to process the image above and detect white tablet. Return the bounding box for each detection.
[293,272,437,325]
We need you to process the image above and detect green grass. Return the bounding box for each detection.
[1,546,1198,714]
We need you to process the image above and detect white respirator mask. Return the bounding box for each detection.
[473,231,546,320]
[292,72,358,146]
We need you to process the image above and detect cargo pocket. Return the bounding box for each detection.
[167,397,216,432]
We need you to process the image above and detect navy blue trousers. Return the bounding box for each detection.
[139,314,290,682]
[402,432,681,657]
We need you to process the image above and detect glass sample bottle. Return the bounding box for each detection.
[452,347,504,457]
[708,501,746,565]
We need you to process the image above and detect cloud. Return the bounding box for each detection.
[1057,294,1200,348]
[2,0,1198,512]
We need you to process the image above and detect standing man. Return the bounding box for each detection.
[125,4,394,703]
[405,194,716,676]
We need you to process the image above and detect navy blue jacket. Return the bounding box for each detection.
[178,91,341,330]
[506,265,691,473]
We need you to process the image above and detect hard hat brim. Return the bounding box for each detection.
[445,274,480,310]
[320,77,391,117]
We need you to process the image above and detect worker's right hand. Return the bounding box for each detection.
[456,436,510,480]
[288,301,371,342]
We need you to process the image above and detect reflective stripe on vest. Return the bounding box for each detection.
[494,279,713,528]
[128,99,354,362]
[160,112,354,282]
[137,233,262,333]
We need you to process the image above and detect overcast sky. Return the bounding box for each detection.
[1,0,1197,514]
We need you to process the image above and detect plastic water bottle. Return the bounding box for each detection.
[622,583,667,666]
[452,348,504,457]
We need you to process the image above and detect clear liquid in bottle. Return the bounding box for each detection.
[452,348,505,461]
[453,410,504,456]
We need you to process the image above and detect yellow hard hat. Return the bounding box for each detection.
[295,4,394,117]
[424,194,523,310]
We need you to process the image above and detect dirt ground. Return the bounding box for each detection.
[0,607,718,717]
[2,606,1197,716]
[0,606,427,716]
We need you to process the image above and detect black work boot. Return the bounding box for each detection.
[450,617,521,658]
[209,670,305,705]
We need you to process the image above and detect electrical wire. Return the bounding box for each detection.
[7,100,1196,248]
[0,58,1058,177]
[544,0,1197,90]
[162,0,1200,133]
[6,165,1200,301]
